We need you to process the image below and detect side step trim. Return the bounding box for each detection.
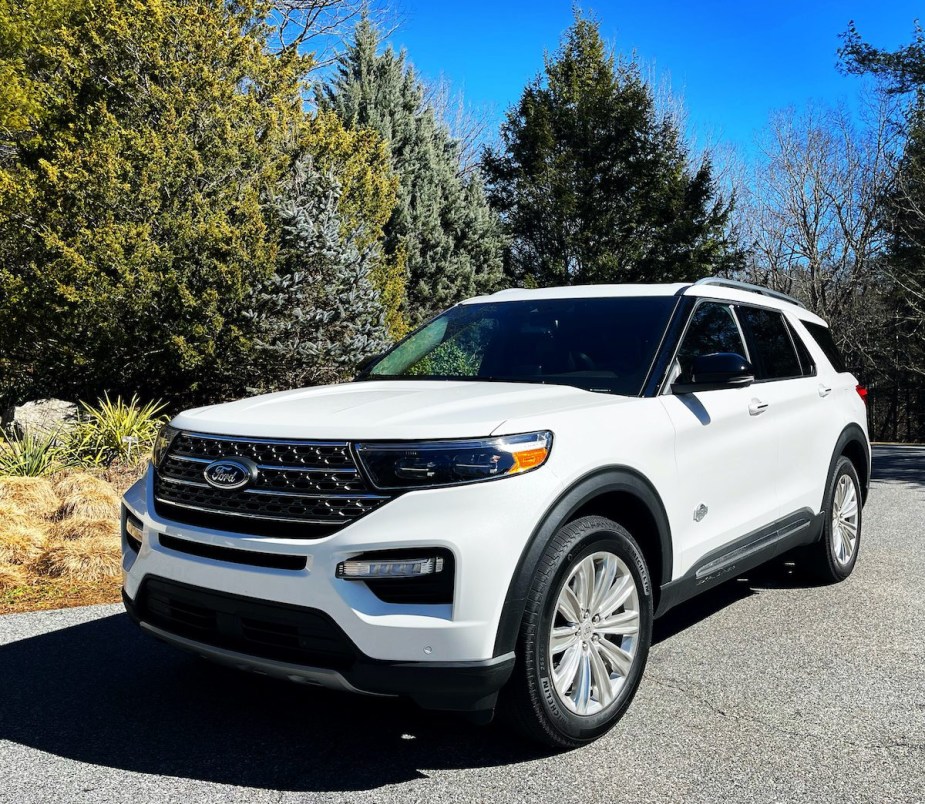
[694,519,811,582]
[656,508,824,617]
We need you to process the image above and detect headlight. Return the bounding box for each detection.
[151,424,179,468]
[354,431,553,490]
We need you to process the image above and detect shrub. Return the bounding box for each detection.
[67,394,167,467]
[0,430,62,476]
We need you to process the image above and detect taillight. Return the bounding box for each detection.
[856,385,868,404]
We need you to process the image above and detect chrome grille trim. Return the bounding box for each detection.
[153,497,367,526]
[154,431,390,536]
[182,432,349,447]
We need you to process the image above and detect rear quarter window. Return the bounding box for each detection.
[802,321,847,373]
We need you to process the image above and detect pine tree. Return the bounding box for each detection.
[251,155,390,389]
[317,16,504,328]
[482,11,737,287]
[0,0,306,406]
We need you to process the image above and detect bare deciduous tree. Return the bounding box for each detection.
[270,0,394,72]
[737,90,902,362]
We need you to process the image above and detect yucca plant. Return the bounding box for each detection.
[68,394,168,466]
[0,429,62,476]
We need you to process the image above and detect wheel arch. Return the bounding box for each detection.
[828,423,871,507]
[492,466,672,657]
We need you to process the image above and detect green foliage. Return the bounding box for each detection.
[248,155,391,390]
[0,430,62,477]
[302,109,404,338]
[839,21,925,95]
[483,11,738,287]
[0,0,307,407]
[68,394,168,466]
[318,15,505,327]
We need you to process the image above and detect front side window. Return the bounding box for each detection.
[361,296,678,396]
[674,302,747,381]
[737,306,801,380]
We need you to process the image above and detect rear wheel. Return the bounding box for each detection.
[502,516,653,749]
[804,456,862,582]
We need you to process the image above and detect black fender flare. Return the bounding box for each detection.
[492,466,672,657]
[826,423,871,508]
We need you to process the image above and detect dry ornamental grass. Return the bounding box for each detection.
[33,536,121,583]
[0,562,26,591]
[0,477,60,519]
[55,478,120,521]
[0,522,47,565]
[1,472,125,611]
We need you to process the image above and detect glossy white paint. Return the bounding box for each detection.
[122,282,869,667]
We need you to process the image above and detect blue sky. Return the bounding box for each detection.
[384,1,921,155]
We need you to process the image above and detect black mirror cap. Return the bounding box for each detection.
[671,352,755,394]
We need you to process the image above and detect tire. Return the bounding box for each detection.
[501,515,653,749]
[804,456,862,583]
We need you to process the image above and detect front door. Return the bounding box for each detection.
[659,300,780,577]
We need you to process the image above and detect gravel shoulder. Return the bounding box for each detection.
[0,445,923,804]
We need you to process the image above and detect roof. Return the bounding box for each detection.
[462,281,827,326]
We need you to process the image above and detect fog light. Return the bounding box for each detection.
[122,508,143,554]
[336,556,445,579]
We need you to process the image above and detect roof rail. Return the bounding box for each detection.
[693,277,806,309]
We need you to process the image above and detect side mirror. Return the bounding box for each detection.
[671,352,754,394]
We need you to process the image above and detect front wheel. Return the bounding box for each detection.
[502,516,653,749]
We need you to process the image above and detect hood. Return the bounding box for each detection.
[171,380,629,441]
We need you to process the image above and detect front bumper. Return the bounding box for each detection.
[122,585,514,712]
[121,463,561,668]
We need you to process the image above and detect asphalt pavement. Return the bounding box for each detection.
[0,445,923,803]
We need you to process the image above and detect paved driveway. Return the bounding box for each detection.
[1,446,923,803]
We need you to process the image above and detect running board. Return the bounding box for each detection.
[694,519,812,583]
[656,508,825,617]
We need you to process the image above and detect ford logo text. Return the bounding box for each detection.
[203,458,255,490]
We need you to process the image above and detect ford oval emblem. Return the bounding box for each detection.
[203,458,254,490]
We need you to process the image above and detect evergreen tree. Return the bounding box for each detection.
[482,11,737,287]
[840,23,925,378]
[317,16,504,328]
[250,155,389,389]
[0,0,306,406]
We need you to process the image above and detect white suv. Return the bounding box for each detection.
[121,278,869,748]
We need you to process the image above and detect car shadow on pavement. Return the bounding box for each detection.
[871,445,925,487]
[0,576,774,792]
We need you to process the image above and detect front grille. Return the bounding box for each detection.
[154,432,390,537]
[137,576,356,669]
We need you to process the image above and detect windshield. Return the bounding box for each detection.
[361,296,677,395]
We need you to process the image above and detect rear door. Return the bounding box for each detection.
[736,306,841,518]
[659,301,780,576]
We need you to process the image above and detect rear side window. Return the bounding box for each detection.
[803,321,847,373]
[736,306,801,381]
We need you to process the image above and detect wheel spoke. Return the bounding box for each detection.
[573,559,594,612]
[589,554,618,615]
[596,636,634,677]
[571,649,593,715]
[553,643,582,696]
[550,625,579,655]
[596,609,640,636]
[597,572,634,618]
[840,495,858,520]
[557,584,583,624]
[588,642,614,707]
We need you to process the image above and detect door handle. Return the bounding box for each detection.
[748,398,769,416]
[818,383,833,397]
